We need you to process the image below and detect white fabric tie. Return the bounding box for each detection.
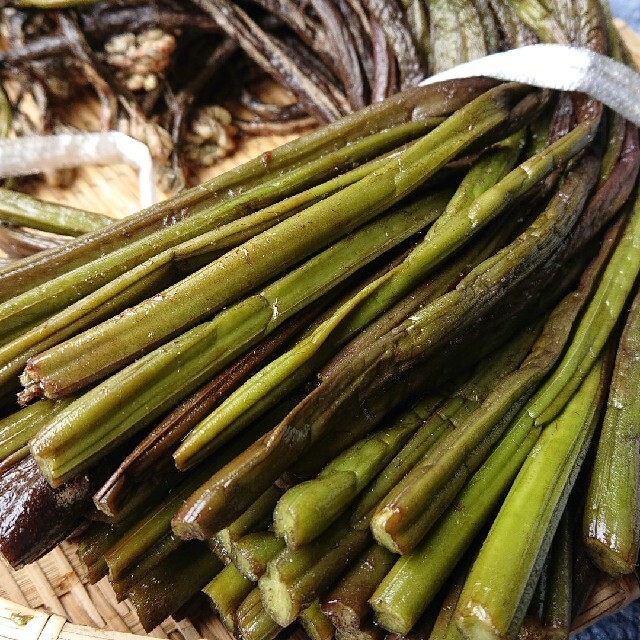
[0,131,156,207]
[420,44,640,127]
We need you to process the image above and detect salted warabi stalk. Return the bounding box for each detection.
[175,363,449,540]
[173,131,525,466]
[543,510,572,639]
[288,391,445,503]
[314,205,523,387]
[0,446,29,475]
[76,520,127,584]
[512,0,607,53]
[348,395,462,528]
[597,7,627,185]
[173,145,414,271]
[0,188,110,236]
[0,456,93,568]
[222,94,623,512]
[171,231,448,473]
[570,122,640,251]
[0,228,65,261]
[526,197,640,429]
[29,192,442,486]
[203,563,254,632]
[200,158,604,552]
[175,276,428,471]
[172,151,599,540]
[75,508,148,583]
[98,413,287,583]
[192,207,521,482]
[104,471,236,585]
[103,466,214,582]
[46,181,439,409]
[111,536,187,602]
[374,158,636,550]
[212,486,284,563]
[600,111,627,186]
[236,588,282,640]
[371,367,590,636]
[485,0,530,49]
[300,601,336,640]
[423,562,471,640]
[322,543,396,631]
[454,357,609,640]
[294,153,599,456]
[584,284,640,575]
[2,78,492,300]
[0,128,428,351]
[286,391,445,488]
[174,279,561,543]
[0,254,177,395]
[23,83,538,398]
[355,315,539,532]
[209,535,329,636]
[256,359,517,629]
[102,405,289,579]
[180,245,422,477]
[0,399,72,464]
[518,523,551,637]
[227,103,626,523]
[96,469,184,527]
[231,532,286,581]
[368,403,544,634]
[126,541,223,632]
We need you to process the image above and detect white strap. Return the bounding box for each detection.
[0,131,156,207]
[421,44,640,126]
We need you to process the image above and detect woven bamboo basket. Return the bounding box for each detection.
[2,20,640,640]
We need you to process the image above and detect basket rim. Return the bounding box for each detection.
[0,596,152,640]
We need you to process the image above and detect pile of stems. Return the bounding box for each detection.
[18,81,540,491]
[173,143,603,540]
[1,3,640,639]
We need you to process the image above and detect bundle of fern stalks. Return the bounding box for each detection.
[1,2,640,639]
